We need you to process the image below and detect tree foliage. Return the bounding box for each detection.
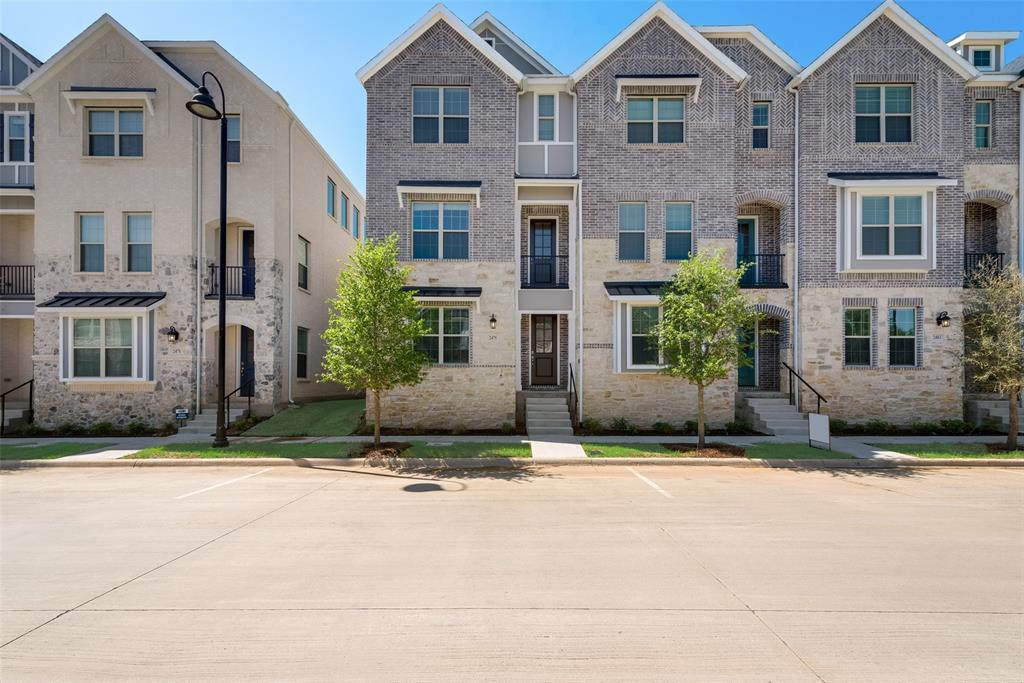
[320,234,428,446]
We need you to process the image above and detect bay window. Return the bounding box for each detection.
[860,195,922,257]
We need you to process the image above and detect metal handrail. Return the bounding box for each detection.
[0,265,35,298]
[568,364,579,429]
[780,361,827,414]
[0,378,34,436]
[520,255,569,288]
[224,377,255,425]
[208,264,256,297]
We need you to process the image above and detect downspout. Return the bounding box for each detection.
[575,91,584,422]
[792,89,801,410]
[195,117,203,414]
[1018,86,1023,273]
[287,117,295,404]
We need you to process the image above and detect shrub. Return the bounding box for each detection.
[981,416,1002,432]
[864,418,891,434]
[126,421,149,436]
[56,423,78,436]
[724,419,753,435]
[909,420,940,435]
[652,421,674,434]
[500,421,514,435]
[939,419,972,435]
[14,423,44,436]
[683,420,698,435]
[829,418,848,433]
[161,421,178,435]
[89,421,114,436]
[580,417,602,432]
[450,423,466,435]
[610,417,639,434]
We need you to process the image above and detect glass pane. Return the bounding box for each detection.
[861,197,889,225]
[413,203,439,230]
[105,319,132,347]
[8,116,25,137]
[894,196,921,225]
[443,88,469,116]
[443,116,469,143]
[619,233,645,260]
[889,338,916,366]
[119,110,143,133]
[618,204,645,231]
[855,116,880,143]
[751,104,769,127]
[665,203,692,231]
[74,319,101,347]
[89,110,115,133]
[412,88,439,115]
[297,263,308,289]
[80,244,104,272]
[119,134,144,156]
[443,204,469,231]
[296,355,308,378]
[74,349,101,377]
[657,122,684,143]
[443,308,470,335]
[884,87,911,114]
[80,214,104,242]
[631,336,659,366]
[414,336,439,361]
[627,98,653,121]
[975,102,990,124]
[632,306,658,334]
[418,308,439,334]
[973,50,991,68]
[627,122,653,143]
[862,226,889,256]
[665,232,692,261]
[537,118,554,141]
[657,98,683,120]
[412,117,439,143]
[226,115,241,140]
[412,231,438,259]
[752,128,768,148]
[845,338,871,366]
[105,348,132,377]
[884,116,911,143]
[297,238,309,263]
[844,309,871,336]
[443,336,469,364]
[855,87,880,114]
[537,94,554,117]
[89,134,115,156]
[894,226,921,255]
[889,308,916,336]
[128,244,152,272]
[127,214,152,242]
[7,139,24,161]
[975,126,990,148]
[296,327,308,352]
[226,140,241,163]
[442,232,468,260]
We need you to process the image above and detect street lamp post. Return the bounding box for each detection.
[186,72,230,448]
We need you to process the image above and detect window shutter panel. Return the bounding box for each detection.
[0,115,5,163]
[28,112,34,162]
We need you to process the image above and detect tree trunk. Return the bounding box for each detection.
[373,390,382,448]
[697,383,706,450]
[1008,388,1019,451]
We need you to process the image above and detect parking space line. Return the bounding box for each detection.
[175,468,273,500]
[626,467,673,498]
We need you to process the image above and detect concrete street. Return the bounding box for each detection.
[1,464,1021,681]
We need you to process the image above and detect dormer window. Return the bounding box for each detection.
[969,46,996,71]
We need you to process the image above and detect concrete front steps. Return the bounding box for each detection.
[177,407,248,436]
[967,399,1023,434]
[526,394,574,437]
[737,391,809,437]
[1,403,31,432]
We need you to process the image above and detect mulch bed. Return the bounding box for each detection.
[361,442,412,459]
[985,443,1021,453]
[661,443,746,458]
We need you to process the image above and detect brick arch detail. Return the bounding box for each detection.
[753,303,791,349]
[736,190,789,209]
[964,189,1013,208]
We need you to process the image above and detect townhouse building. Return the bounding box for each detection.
[0,16,364,431]
[360,1,1022,434]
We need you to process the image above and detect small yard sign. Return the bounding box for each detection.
[174,407,190,426]
[808,413,831,450]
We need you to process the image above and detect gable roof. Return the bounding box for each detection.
[787,0,979,90]
[469,12,559,75]
[695,25,801,76]
[571,1,748,84]
[0,33,43,68]
[18,14,196,94]
[357,3,525,86]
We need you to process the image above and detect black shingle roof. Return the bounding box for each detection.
[397,180,482,188]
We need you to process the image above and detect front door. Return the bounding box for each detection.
[737,218,757,286]
[738,324,757,387]
[240,326,255,396]
[531,315,557,386]
[241,230,255,297]
[530,219,556,286]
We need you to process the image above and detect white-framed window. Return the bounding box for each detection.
[618,203,646,261]
[537,94,555,141]
[4,111,28,162]
[77,213,105,272]
[415,307,470,364]
[626,96,684,144]
[296,326,309,379]
[664,202,693,261]
[87,108,143,157]
[412,201,468,260]
[71,318,134,378]
[482,36,496,48]
[843,308,872,367]
[855,85,911,143]
[225,114,241,163]
[975,100,992,149]
[627,304,662,369]
[412,86,469,144]
[888,307,917,367]
[859,194,923,258]
[340,193,349,230]
[327,177,337,218]
[752,102,770,149]
[124,213,152,273]
[297,235,310,290]
[970,46,995,71]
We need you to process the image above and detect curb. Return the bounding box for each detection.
[3,456,1021,469]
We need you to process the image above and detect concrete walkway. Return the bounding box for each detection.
[527,438,587,460]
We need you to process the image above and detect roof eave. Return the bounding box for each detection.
[469,11,560,75]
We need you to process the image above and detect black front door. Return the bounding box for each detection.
[530,220,556,286]
[531,315,557,386]
[240,326,255,396]
[241,230,255,297]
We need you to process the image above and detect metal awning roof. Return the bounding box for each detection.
[38,291,166,311]
[826,171,957,188]
[604,281,668,297]
[397,180,482,188]
[402,286,482,298]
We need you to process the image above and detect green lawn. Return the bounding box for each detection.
[581,442,849,459]
[404,441,532,458]
[746,443,853,459]
[582,443,677,458]
[1,442,114,460]
[243,399,364,437]
[873,442,1024,459]
[128,442,361,459]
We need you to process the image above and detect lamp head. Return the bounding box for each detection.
[186,86,221,120]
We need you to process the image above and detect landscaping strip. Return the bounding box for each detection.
[128,442,361,459]
[582,442,851,460]
[242,399,364,437]
[871,442,1024,459]
[0,442,115,461]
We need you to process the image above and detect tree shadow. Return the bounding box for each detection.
[290,457,558,485]
[765,461,936,480]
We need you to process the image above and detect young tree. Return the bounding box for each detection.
[656,249,763,449]
[963,264,1024,450]
[320,234,428,447]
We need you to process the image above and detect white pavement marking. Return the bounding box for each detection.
[175,468,273,500]
[626,467,673,498]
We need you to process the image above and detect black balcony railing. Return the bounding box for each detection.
[964,252,1004,286]
[738,254,785,289]
[207,264,256,298]
[0,265,34,298]
[521,255,569,289]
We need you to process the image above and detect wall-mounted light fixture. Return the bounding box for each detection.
[936,311,951,328]
[489,313,497,330]
[163,326,180,343]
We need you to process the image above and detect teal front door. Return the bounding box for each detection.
[738,325,757,387]
[737,218,757,287]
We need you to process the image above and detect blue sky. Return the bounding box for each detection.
[4,1,1022,193]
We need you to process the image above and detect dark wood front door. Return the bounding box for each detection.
[531,315,557,386]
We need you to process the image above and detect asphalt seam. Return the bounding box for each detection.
[0,473,340,650]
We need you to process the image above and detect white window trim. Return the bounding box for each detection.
[418,306,471,365]
[76,212,105,274]
[86,107,145,158]
[482,36,496,48]
[534,92,557,143]
[327,177,337,220]
[625,303,664,371]
[854,85,913,144]
[752,101,770,149]
[975,100,992,148]
[411,201,470,260]
[411,86,470,144]
[626,95,686,144]
[843,307,873,367]
[226,113,242,164]
[856,192,927,260]
[618,202,646,261]
[123,212,153,273]
[61,314,147,382]
[3,111,28,162]
[968,46,996,71]
[664,201,694,261]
